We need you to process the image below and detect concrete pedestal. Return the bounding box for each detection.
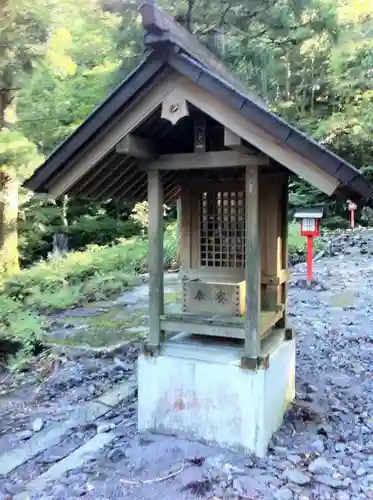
[138,334,295,457]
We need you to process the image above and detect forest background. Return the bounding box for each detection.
[1,0,373,272]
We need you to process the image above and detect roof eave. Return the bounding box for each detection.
[167,51,372,201]
[24,51,167,193]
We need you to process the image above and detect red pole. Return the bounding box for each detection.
[350,209,355,229]
[306,235,313,285]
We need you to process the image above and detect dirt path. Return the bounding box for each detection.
[1,230,373,500]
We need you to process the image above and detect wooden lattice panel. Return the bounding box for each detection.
[200,190,245,268]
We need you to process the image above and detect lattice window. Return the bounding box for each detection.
[200,190,245,268]
[302,218,316,232]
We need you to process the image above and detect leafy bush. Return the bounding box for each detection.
[18,209,141,267]
[0,295,43,356]
[2,222,178,314]
[322,216,349,230]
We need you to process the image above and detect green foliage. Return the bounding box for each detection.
[0,129,43,180]
[130,201,171,232]
[0,295,43,355]
[130,201,149,231]
[18,196,141,266]
[2,222,178,314]
[322,216,349,230]
[16,0,123,155]
[0,0,53,91]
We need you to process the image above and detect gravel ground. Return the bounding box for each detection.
[1,229,373,500]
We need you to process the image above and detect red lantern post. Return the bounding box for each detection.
[347,201,357,229]
[294,208,323,286]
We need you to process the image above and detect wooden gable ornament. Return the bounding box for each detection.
[161,90,189,125]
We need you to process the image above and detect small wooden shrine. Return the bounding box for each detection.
[25,1,373,455]
[148,119,290,368]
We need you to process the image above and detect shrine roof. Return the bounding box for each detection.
[24,1,373,203]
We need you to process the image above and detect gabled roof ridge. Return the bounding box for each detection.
[137,1,268,110]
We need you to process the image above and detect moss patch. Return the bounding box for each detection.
[44,305,148,348]
[329,291,356,308]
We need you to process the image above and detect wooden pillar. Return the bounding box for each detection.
[148,170,164,348]
[277,175,289,329]
[243,165,261,363]
[176,197,181,266]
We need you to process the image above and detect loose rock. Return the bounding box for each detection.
[314,475,344,489]
[311,438,325,453]
[308,457,335,475]
[284,469,311,485]
[274,488,293,500]
[96,422,115,434]
[32,418,44,433]
[287,455,302,465]
[19,430,33,440]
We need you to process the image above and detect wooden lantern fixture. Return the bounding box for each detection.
[294,207,323,284]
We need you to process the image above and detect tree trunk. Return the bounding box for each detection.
[0,172,20,276]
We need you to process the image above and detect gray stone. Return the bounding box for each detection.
[204,454,226,470]
[19,431,33,441]
[311,438,325,453]
[308,457,335,475]
[314,475,343,489]
[287,455,302,465]
[335,443,346,453]
[274,488,293,500]
[283,469,310,485]
[338,465,351,476]
[275,447,289,457]
[336,493,350,500]
[364,442,373,453]
[222,463,245,475]
[212,486,225,498]
[13,432,116,499]
[274,460,290,471]
[0,380,135,477]
[96,422,115,434]
[113,357,133,371]
[179,467,205,487]
[355,467,367,477]
[232,476,262,495]
[32,418,44,433]
[342,477,352,488]
[63,307,106,317]
[71,485,87,496]
[107,448,126,461]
